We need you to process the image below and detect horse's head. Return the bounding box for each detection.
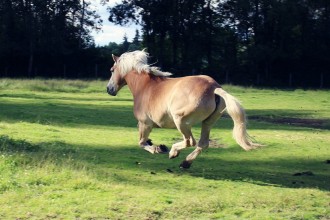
[107,54,127,96]
[107,50,171,96]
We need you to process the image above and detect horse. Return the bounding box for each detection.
[107,50,261,169]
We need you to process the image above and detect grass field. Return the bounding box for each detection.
[0,79,329,219]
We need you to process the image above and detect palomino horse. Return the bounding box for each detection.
[107,50,260,168]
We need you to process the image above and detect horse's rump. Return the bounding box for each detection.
[146,75,220,128]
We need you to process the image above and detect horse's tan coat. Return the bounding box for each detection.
[125,71,219,129]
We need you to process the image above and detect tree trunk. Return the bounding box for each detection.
[79,0,86,48]
[26,0,34,77]
[28,45,33,77]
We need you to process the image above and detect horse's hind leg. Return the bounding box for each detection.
[179,123,213,169]
[169,119,196,159]
[179,121,218,168]
[179,122,213,168]
[180,98,226,169]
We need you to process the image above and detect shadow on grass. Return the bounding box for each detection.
[246,109,330,130]
[186,150,330,191]
[1,98,329,131]
[1,135,329,191]
[0,93,133,102]
[2,90,330,129]
[0,100,136,128]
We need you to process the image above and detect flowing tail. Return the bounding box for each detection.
[214,88,262,151]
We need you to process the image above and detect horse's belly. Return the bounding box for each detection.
[152,114,176,128]
[157,121,176,128]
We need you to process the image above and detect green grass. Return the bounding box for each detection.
[0,78,329,219]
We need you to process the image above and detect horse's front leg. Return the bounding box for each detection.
[138,122,169,154]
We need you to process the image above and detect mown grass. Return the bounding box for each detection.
[0,78,329,219]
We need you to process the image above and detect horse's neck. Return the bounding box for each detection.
[124,70,153,98]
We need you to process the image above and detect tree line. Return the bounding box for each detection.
[109,0,329,87]
[1,0,329,87]
[0,0,143,79]
[0,0,99,77]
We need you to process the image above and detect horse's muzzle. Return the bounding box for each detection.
[107,86,117,96]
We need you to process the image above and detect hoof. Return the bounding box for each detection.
[156,144,169,154]
[143,145,156,154]
[146,139,153,145]
[179,160,191,169]
[169,149,180,159]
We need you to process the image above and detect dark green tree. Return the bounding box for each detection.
[121,34,130,52]
[107,0,329,86]
[0,0,102,77]
[128,29,142,51]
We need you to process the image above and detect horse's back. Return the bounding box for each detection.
[168,74,220,101]
[172,75,220,90]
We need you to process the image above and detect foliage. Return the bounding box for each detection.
[0,0,143,79]
[102,30,143,57]
[0,79,329,219]
[1,0,329,87]
[0,0,101,77]
[108,0,330,87]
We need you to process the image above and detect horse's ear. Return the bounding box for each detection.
[112,54,119,62]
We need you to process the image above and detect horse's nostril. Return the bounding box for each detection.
[107,86,113,94]
[107,86,116,96]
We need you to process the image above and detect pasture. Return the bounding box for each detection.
[0,79,329,219]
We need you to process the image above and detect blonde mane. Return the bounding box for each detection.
[117,50,172,77]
